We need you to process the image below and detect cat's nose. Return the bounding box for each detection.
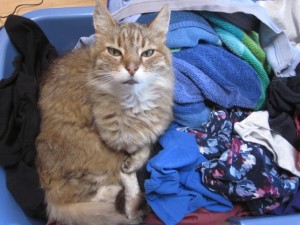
[126,63,139,76]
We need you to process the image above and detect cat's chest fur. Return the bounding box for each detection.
[120,84,160,113]
[90,85,172,154]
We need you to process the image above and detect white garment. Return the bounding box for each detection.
[257,0,300,50]
[234,111,300,177]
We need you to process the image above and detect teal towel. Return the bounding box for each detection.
[201,12,271,110]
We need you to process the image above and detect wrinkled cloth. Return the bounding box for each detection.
[270,189,300,215]
[201,12,271,109]
[46,221,65,225]
[0,15,58,220]
[266,76,300,150]
[145,124,233,225]
[73,35,95,50]
[234,110,300,177]
[179,108,299,215]
[257,0,300,50]
[178,108,251,160]
[146,203,250,225]
[296,110,300,169]
[172,43,262,127]
[295,111,300,139]
[107,0,141,22]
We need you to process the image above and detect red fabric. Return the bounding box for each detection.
[146,204,250,225]
[46,204,250,225]
[46,221,65,225]
[297,152,300,171]
[295,111,300,139]
[295,111,300,170]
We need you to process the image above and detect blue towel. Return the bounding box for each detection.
[173,102,211,128]
[200,12,271,109]
[172,63,212,127]
[137,11,221,48]
[172,43,262,127]
[145,124,233,225]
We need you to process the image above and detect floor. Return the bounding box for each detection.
[0,0,106,27]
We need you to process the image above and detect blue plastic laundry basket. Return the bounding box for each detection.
[0,6,94,79]
[0,5,299,225]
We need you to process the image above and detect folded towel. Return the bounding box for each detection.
[172,43,262,127]
[201,12,271,109]
[173,102,211,128]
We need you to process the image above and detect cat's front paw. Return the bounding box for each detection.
[127,210,145,223]
[122,157,139,174]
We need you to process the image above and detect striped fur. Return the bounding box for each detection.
[36,1,173,224]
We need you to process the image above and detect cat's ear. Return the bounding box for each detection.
[148,5,170,37]
[93,0,116,35]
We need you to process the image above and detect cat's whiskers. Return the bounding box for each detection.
[87,71,114,86]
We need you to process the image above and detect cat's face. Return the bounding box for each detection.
[88,1,172,95]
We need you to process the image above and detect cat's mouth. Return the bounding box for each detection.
[122,79,138,85]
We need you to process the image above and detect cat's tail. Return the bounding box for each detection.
[47,201,142,225]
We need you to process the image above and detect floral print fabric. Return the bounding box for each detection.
[178,108,299,215]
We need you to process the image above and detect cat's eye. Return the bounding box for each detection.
[141,49,155,57]
[107,47,122,57]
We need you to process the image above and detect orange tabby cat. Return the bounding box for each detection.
[35,0,173,225]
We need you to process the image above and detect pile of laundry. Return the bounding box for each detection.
[107,1,300,224]
[0,0,300,225]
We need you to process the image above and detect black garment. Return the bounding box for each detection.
[137,141,162,192]
[266,75,300,150]
[0,15,58,219]
[218,12,260,32]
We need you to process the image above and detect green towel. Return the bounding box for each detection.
[201,12,272,110]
